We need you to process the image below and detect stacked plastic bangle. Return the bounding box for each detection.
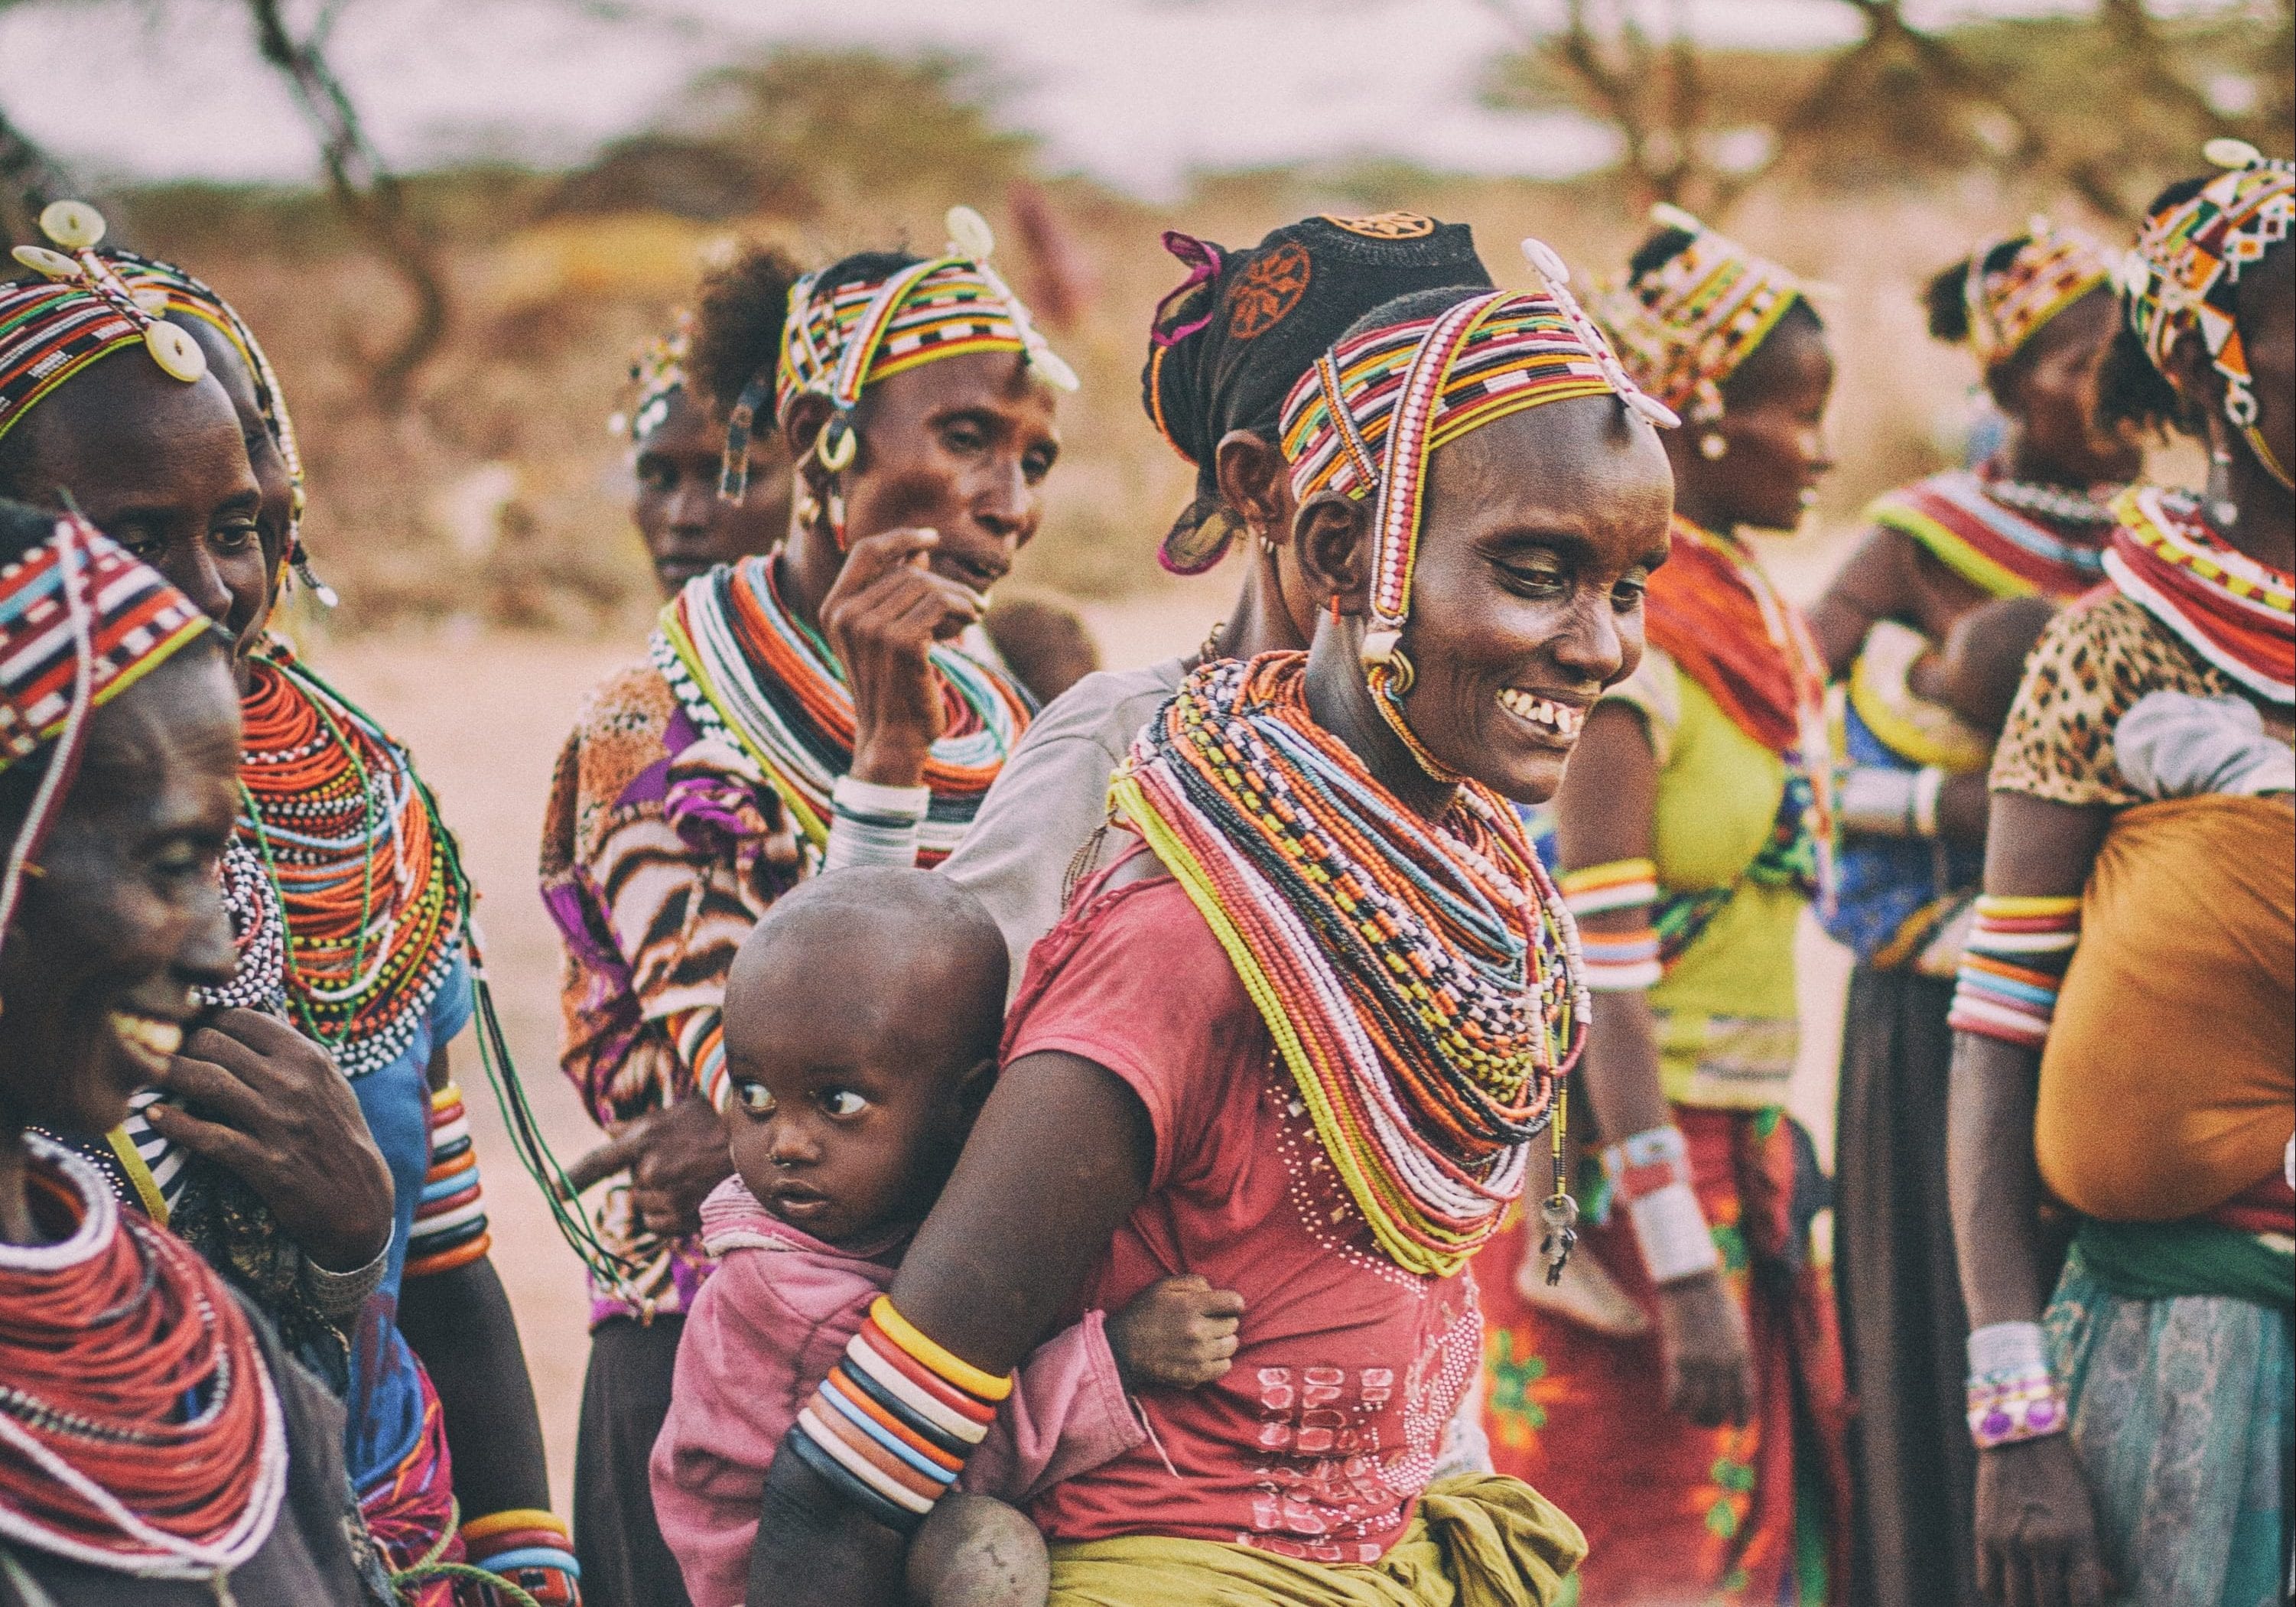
[1602,1125,1720,1286]
[1965,1321,2067,1450]
[1560,858,1662,992]
[405,1082,491,1278]
[784,1296,1012,1535]
[1946,894,2081,1049]
[461,1508,581,1606]
[823,776,931,872]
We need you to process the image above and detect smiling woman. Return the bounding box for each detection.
[536,207,1068,1607]
[736,246,1673,1607]
[0,504,391,1605]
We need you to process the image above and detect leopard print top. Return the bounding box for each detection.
[1990,591,2229,808]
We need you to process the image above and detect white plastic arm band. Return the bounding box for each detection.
[824,776,931,871]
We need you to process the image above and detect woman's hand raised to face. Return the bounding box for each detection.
[145,1007,394,1273]
[822,527,987,789]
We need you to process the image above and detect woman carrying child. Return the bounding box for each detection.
[1946,142,2294,1607]
[538,210,1068,1606]
[1480,209,1853,1604]
[743,246,1679,1604]
[1802,223,2137,1607]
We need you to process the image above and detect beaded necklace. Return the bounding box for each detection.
[654,555,1030,866]
[1981,474,2116,529]
[0,1137,288,1580]
[2104,485,2294,704]
[1112,653,1587,1279]
[236,646,463,1077]
[1866,468,2114,603]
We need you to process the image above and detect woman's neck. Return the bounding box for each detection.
[2000,431,2095,492]
[774,519,845,639]
[1219,551,1309,662]
[0,1131,36,1247]
[2211,428,2296,573]
[1300,625,1459,822]
[1669,482,1731,541]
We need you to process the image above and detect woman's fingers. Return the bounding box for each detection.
[1978,1539,2006,1605]
[156,1052,265,1128]
[142,1099,263,1172]
[564,1130,646,1194]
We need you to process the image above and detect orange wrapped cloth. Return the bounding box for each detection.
[2037,794,2295,1222]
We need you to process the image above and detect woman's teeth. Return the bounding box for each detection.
[109,1012,183,1072]
[1496,688,1584,737]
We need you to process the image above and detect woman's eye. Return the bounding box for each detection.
[1611,576,1649,610]
[940,422,987,455]
[735,1082,776,1115]
[1502,563,1567,596]
[213,522,259,553]
[1022,447,1057,483]
[821,1089,869,1118]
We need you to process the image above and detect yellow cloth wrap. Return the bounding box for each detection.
[2037,795,2294,1222]
[1045,1475,1585,1607]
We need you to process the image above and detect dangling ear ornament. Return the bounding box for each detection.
[1700,432,1730,460]
[816,413,857,472]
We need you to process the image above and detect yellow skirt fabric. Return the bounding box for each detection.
[1046,1474,1585,1607]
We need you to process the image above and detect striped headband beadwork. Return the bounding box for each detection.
[724,207,1077,500]
[1278,238,1676,731]
[1594,203,1809,421]
[2118,139,2294,486]
[1963,219,2114,372]
[2,203,209,444]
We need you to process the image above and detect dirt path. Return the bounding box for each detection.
[320,594,1849,1504]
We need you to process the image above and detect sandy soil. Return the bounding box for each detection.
[319,587,1850,1505]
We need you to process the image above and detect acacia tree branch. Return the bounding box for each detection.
[2096,0,2239,140]
[245,0,448,407]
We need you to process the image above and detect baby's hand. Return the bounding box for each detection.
[1107,1274,1244,1391]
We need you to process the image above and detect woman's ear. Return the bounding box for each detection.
[781,394,832,480]
[1213,430,1288,544]
[1292,493,1373,614]
[2158,327,2223,440]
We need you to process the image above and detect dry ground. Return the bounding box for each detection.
[320,579,1850,1505]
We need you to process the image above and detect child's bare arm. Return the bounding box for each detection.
[1106,1274,1245,1390]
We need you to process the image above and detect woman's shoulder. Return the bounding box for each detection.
[1020,658,1189,758]
[1007,867,1255,1055]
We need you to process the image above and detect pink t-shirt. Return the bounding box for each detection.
[1006,871,1485,1563]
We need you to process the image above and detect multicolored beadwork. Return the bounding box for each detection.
[1962,219,2114,372]
[405,1082,490,1279]
[2105,485,2294,704]
[1595,203,1810,421]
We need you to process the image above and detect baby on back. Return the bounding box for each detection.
[651,867,1242,1607]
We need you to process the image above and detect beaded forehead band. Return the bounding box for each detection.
[1595,203,1808,423]
[1963,218,2113,372]
[0,516,209,958]
[2119,139,2294,486]
[1279,239,1677,776]
[2,202,209,443]
[722,207,1077,501]
[613,314,691,445]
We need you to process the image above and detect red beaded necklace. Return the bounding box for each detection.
[0,1138,287,1580]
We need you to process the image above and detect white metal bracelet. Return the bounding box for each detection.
[1626,1180,1720,1285]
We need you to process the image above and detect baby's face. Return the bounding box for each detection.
[723,1019,974,1248]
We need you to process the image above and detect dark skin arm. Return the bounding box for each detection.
[1946,792,2109,1607]
[1552,703,1754,1427]
[746,1049,1155,1607]
[1806,523,1994,678]
[396,1041,552,1516]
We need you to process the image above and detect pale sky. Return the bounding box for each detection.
[1,0,2222,197]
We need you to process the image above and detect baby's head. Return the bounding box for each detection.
[1926,594,2058,735]
[721,867,1008,1246]
[983,591,1101,706]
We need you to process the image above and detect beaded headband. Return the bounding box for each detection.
[2,202,210,444]
[106,248,335,609]
[613,314,691,445]
[1279,239,1677,775]
[1963,219,2114,372]
[2118,139,2294,483]
[0,516,210,955]
[1595,203,1808,422]
[723,207,1077,500]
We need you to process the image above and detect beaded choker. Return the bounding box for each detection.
[0,1137,288,1579]
[1112,653,1586,1277]
[237,646,465,1076]
[1866,470,2114,603]
[2104,486,2294,704]
[653,555,1030,866]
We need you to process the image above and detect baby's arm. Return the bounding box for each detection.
[958,1276,1244,1504]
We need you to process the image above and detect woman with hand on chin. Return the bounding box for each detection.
[741,244,1675,1606]
[0,501,390,1605]
[1480,208,1852,1605]
[539,210,1065,1607]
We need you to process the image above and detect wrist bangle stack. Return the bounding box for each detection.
[405,1082,491,1279]
[785,1295,1012,1534]
[1560,858,1663,992]
[302,1236,390,1322]
[823,776,931,872]
[1965,1321,2067,1449]
[1602,1126,1720,1285]
[461,1508,581,1605]
[1911,766,1945,838]
[1838,766,1921,837]
[1947,895,2081,1049]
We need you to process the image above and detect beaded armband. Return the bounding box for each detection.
[1947,895,2081,1049]
[1602,1125,1720,1285]
[1560,858,1661,992]
[405,1082,491,1278]
[1965,1321,2067,1450]
[784,1296,1013,1534]
[462,1508,581,1606]
[823,776,931,873]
